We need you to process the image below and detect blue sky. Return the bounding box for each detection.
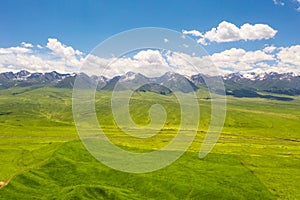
[0,0,300,74]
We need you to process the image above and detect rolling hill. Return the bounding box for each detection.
[0,86,299,199]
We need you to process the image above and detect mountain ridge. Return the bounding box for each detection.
[1,70,300,97]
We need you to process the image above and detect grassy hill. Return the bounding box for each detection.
[0,86,299,199]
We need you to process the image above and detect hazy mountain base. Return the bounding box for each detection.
[2,70,300,98]
[0,87,299,199]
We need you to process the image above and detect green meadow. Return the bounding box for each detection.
[0,86,299,199]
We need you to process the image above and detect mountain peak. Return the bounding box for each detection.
[15,70,31,80]
[2,70,300,96]
[224,71,299,82]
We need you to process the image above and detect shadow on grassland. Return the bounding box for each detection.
[227,89,294,101]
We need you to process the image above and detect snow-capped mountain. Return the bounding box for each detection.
[224,71,298,82]
[0,70,70,88]
[102,71,198,93]
[223,71,300,96]
[1,70,300,97]
[14,70,31,80]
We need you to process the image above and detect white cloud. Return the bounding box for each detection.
[163,38,169,43]
[286,0,300,11]
[0,37,300,76]
[201,21,241,44]
[209,48,275,72]
[46,38,83,58]
[182,29,203,37]
[205,45,300,74]
[297,0,300,11]
[0,38,84,73]
[21,42,33,48]
[0,46,32,54]
[0,52,64,72]
[273,0,285,6]
[84,50,170,77]
[183,21,277,45]
[239,23,277,40]
[133,49,167,65]
[165,52,219,75]
[263,45,277,53]
[45,38,84,71]
[37,44,43,49]
[277,45,300,66]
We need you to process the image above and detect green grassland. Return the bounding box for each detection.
[0,86,299,199]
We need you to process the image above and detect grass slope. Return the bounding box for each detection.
[0,141,273,199]
[0,86,299,199]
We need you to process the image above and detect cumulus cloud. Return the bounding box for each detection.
[209,48,275,72]
[207,45,300,74]
[92,46,300,75]
[0,37,300,75]
[46,38,83,58]
[183,21,277,45]
[165,52,219,75]
[1,54,67,72]
[21,42,33,48]
[0,38,84,73]
[239,23,277,40]
[83,49,170,77]
[160,47,299,75]
[277,45,300,66]
[0,46,32,54]
[263,45,277,53]
[45,38,84,71]
[133,49,167,65]
[182,30,203,37]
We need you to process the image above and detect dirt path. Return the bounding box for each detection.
[0,178,11,189]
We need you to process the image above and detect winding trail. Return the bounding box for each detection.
[0,177,12,189]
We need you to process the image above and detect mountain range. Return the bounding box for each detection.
[1,70,300,100]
